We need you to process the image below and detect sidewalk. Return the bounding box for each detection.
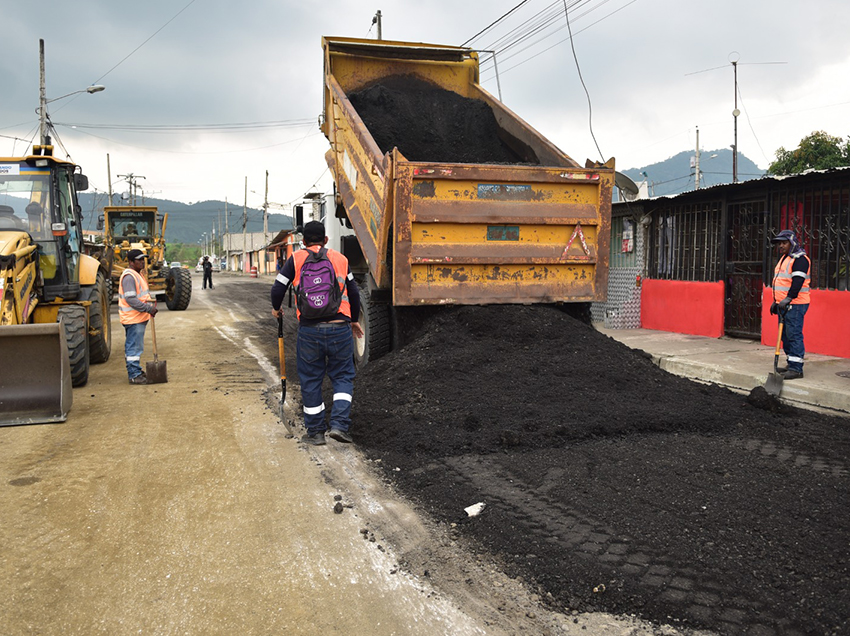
[596,325,850,416]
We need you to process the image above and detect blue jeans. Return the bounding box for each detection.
[124,321,148,379]
[781,303,808,372]
[296,323,355,435]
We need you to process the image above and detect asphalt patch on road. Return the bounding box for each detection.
[354,304,850,635]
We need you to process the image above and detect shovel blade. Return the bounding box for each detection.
[146,359,168,384]
[765,371,784,397]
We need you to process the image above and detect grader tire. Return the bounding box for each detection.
[166,267,192,311]
[57,304,90,387]
[88,271,112,364]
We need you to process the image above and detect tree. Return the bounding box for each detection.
[768,131,850,175]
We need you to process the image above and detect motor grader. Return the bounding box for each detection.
[0,147,112,425]
[99,206,191,311]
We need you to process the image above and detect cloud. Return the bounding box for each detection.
[3,0,850,203]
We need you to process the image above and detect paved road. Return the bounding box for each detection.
[2,274,692,636]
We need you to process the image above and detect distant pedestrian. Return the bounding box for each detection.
[769,229,810,380]
[270,221,363,445]
[119,249,158,385]
[202,255,214,289]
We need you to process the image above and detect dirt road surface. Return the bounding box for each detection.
[1,274,696,636]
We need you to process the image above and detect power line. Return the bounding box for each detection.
[61,125,323,155]
[563,0,604,161]
[92,0,199,85]
[461,0,532,47]
[53,119,315,133]
[480,0,639,80]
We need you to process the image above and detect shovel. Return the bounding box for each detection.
[765,311,785,397]
[146,312,168,384]
[277,314,292,436]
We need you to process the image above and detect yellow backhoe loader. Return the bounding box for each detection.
[0,146,112,425]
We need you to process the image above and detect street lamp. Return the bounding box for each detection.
[37,39,105,148]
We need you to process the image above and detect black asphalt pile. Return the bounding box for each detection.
[347,74,532,164]
[356,304,758,459]
[353,304,850,635]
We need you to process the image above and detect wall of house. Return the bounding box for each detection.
[760,287,850,358]
[640,279,726,337]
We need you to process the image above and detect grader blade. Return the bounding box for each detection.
[0,323,73,426]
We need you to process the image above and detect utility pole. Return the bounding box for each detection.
[107,153,113,202]
[242,177,248,274]
[372,10,382,40]
[694,126,701,190]
[263,170,269,237]
[39,39,48,147]
[118,173,146,205]
[732,59,739,184]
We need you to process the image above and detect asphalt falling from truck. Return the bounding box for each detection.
[348,74,536,165]
[353,304,850,635]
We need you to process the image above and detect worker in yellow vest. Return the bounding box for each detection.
[769,230,810,380]
[118,249,158,385]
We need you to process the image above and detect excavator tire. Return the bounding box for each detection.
[88,271,112,364]
[353,280,391,368]
[57,304,90,387]
[165,267,192,311]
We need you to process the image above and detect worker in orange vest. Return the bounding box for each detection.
[769,230,810,380]
[270,221,363,445]
[119,249,158,385]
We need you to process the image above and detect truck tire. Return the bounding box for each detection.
[88,271,112,364]
[354,281,391,367]
[165,267,192,311]
[57,304,90,387]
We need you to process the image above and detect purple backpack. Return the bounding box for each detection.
[296,248,342,320]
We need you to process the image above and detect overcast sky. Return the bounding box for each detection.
[3,0,849,207]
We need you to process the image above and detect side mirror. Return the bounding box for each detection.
[97,215,104,231]
[74,174,89,191]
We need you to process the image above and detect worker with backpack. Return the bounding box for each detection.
[271,221,363,445]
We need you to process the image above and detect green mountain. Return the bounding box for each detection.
[620,149,765,198]
[77,195,295,244]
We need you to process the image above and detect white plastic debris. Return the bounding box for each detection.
[464,502,486,517]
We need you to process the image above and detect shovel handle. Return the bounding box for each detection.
[277,314,286,382]
[774,321,784,356]
[150,314,158,361]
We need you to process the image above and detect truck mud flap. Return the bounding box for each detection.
[0,323,73,426]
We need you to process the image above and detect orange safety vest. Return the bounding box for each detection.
[118,268,153,325]
[292,245,351,321]
[773,253,811,305]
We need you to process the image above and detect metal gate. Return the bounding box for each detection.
[724,199,768,338]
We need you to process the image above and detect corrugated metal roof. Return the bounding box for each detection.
[615,165,850,209]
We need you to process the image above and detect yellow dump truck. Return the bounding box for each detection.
[320,36,614,363]
[0,148,112,425]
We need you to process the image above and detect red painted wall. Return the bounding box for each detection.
[761,287,850,358]
[641,279,725,338]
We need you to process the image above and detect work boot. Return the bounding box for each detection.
[300,432,326,446]
[129,375,148,385]
[776,366,788,373]
[782,369,804,380]
[328,428,353,444]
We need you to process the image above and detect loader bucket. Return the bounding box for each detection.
[0,323,73,426]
